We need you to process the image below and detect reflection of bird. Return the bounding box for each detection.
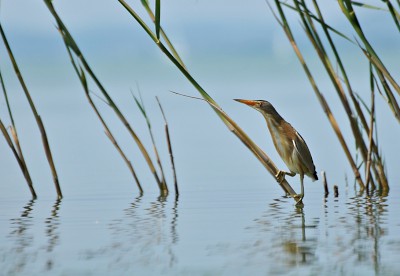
[235,99,318,203]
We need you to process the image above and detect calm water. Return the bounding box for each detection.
[1,185,399,275]
[1,1,400,275]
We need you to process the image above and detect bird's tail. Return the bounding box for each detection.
[312,171,318,181]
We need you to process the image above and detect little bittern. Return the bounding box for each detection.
[235,99,318,202]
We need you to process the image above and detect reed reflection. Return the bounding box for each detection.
[44,199,62,271]
[341,191,388,274]
[9,199,36,251]
[245,191,390,274]
[86,194,180,271]
[5,199,36,274]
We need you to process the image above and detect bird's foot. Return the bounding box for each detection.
[275,171,286,184]
[275,170,295,183]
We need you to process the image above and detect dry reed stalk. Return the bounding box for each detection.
[310,0,387,189]
[276,0,391,191]
[271,0,365,189]
[321,171,329,197]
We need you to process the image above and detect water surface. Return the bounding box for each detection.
[1,184,399,275]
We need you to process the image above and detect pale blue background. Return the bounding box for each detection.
[0,1,399,275]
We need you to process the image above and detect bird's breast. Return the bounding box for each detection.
[266,119,295,162]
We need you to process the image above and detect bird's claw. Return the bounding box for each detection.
[275,171,286,184]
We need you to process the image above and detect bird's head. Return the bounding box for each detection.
[234,99,277,115]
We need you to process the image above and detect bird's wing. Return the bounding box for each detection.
[292,131,316,175]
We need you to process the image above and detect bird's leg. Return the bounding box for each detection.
[275,170,296,184]
[294,174,305,205]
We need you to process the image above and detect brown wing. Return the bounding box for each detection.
[293,131,317,180]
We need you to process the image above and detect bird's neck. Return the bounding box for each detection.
[263,110,284,124]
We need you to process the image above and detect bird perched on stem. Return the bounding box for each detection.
[234,99,318,203]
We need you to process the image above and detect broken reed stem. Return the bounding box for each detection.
[271,0,365,190]
[322,171,329,197]
[156,96,179,196]
[44,0,166,194]
[334,185,339,197]
[0,23,62,199]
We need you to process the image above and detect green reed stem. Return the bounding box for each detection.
[119,0,300,202]
[44,0,165,193]
[338,0,400,95]
[132,90,168,192]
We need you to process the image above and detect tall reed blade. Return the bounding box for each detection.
[0,23,62,199]
[271,0,392,190]
[311,0,390,182]
[270,0,365,189]
[44,0,165,193]
[118,0,301,203]
[338,0,400,95]
[297,0,380,187]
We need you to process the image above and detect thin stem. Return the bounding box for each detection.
[0,23,62,198]
[156,96,179,196]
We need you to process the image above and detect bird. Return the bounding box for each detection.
[234,99,318,203]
